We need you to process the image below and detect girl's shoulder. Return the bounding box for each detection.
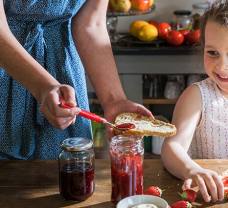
[173,82,202,123]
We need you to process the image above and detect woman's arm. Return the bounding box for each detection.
[0,1,59,102]
[72,0,152,123]
[72,0,126,108]
[0,1,78,129]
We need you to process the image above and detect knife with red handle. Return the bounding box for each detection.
[59,101,135,130]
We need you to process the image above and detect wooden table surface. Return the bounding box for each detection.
[0,159,228,208]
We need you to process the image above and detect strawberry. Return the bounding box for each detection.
[224,187,228,200]
[223,176,228,187]
[222,176,228,200]
[171,200,192,208]
[178,189,197,202]
[144,186,163,197]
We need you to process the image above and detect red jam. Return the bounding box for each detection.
[59,162,94,201]
[115,123,135,130]
[110,151,143,203]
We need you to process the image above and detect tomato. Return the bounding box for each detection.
[131,0,150,11]
[157,22,171,39]
[179,29,190,38]
[166,30,184,46]
[186,29,201,45]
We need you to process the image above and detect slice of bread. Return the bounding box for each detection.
[114,112,176,137]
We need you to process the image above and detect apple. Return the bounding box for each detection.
[148,0,154,7]
[131,0,150,11]
[109,0,131,13]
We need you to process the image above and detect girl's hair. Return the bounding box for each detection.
[201,0,228,45]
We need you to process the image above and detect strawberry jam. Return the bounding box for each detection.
[59,162,94,201]
[58,137,95,201]
[110,136,144,203]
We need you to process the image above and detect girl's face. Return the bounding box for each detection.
[204,20,228,96]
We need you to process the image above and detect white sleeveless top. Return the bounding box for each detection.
[188,78,228,159]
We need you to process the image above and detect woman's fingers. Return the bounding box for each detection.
[44,111,76,129]
[60,85,76,106]
[134,104,153,118]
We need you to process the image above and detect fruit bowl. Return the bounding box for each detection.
[107,5,155,17]
[116,195,169,208]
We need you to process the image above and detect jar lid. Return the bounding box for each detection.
[61,137,93,152]
[192,2,209,10]
[173,10,192,16]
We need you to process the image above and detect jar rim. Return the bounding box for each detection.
[192,2,209,10]
[173,10,192,16]
[61,137,93,152]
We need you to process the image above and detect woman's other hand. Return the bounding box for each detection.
[40,84,80,129]
[103,98,153,136]
[183,168,224,202]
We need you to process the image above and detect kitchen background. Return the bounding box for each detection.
[90,0,210,158]
[117,0,210,32]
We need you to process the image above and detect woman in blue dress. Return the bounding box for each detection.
[0,0,152,159]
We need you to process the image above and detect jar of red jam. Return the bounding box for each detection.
[58,137,95,201]
[110,135,144,203]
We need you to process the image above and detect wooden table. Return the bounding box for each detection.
[0,159,227,208]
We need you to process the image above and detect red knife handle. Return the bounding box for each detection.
[60,102,105,123]
[79,110,106,123]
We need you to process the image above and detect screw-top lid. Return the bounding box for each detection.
[61,137,93,152]
[192,2,209,10]
[173,10,192,16]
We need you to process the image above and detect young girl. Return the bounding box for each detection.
[161,0,228,203]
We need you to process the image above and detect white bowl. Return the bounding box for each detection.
[116,195,169,208]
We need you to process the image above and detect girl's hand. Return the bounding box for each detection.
[103,99,153,137]
[183,168,224,202]
[39,84,80,129]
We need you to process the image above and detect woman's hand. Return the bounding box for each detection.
[103,98,153,137]
[183,167,224,202]
[39,84,80,129]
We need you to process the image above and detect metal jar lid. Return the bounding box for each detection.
[61,137,93,152]
[173,10,192,16]
[192,2,209,10]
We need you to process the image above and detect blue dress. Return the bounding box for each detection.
[0,0,92,159]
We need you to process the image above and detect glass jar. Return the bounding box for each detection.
[110,135,144,203]
[192,3,209,29]
[164,75,182,99]
[58,137,95,201]
[173,10,192,30]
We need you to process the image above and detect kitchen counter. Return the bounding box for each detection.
[0,159,228,208]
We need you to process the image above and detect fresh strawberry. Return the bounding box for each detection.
[178,189,197,202]
[224,187,228,200]
[171,200,192,208]
[144,186,163,197]
[222,176,228,200]
[223,176,228,187]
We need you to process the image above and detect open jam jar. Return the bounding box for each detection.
[110,135,144,203]
[58,137,95,201]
